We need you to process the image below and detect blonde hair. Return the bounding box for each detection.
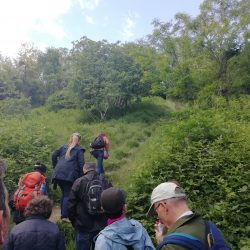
[65,132,81,159]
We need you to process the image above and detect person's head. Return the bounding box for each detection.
[147,182,188,228]
[0,159,7,177]
[65,132,81,159]
[34,162,47,175]
[101,187,126,219]
[24,196,53,219]
[83,162,96,174]
[99,132,107,137]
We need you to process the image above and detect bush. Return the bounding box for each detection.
[57,221,75,249]
[0,96,31,116]
[127,106,250,250]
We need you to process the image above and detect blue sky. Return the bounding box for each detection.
[0,0,204,57]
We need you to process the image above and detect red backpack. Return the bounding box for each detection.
[13,172,46,211]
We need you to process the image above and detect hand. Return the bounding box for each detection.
[155,221,167,244]
[155,229,164,244]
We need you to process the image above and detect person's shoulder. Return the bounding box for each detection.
[58,144,67,150]
[128,218,143,227]
[95,232,110,249]
[73,175,88,187]
[75,144,85,152]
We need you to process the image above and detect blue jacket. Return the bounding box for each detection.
[95,217,155,250]
[52,144,85,183]
[4,216,65,250]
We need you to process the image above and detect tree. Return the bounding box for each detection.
[68,37,144,120]
[14,43,44,106]
[37,47,69,99]
[194,0,250,99]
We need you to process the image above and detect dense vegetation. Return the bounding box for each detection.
[0,0,249,249]
[126,98,250,249]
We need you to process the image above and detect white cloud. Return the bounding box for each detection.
[121,12,139,41]
[0,0,73,57]
[77,0,100,10]
[85,15,94,24]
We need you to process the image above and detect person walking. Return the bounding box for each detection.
[68,162,112,250]
[90,133,109,174]
[147,181,230,250]
[0,159,10,249]
[4,196,65,250]
[52,132,85,222]
[95,187,155,250]
[9,162,48,225]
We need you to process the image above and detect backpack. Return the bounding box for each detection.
[90,136,105,150]
[157,220,230,250]
[85,176,104,215]
[13,172,46,211]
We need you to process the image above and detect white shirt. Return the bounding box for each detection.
[176,210,193,221]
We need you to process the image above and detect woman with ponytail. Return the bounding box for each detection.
[52,133,85,221]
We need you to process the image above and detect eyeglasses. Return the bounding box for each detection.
[154,202,162,213]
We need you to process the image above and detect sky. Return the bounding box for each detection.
[0,0,204,57]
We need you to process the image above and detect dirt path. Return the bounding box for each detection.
[49,205,61,223]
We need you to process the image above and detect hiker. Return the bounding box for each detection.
[95,187,155,250]
[4,196,65,250]
[52,132,85,221]
[68,162,112,250]
[0,159,10,249]
[147,181,230,250]
[9,162,48,225]
[90,132,109,174]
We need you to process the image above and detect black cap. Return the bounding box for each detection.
[34,162,47,173]
[101,187,126,214]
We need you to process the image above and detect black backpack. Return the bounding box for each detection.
[85,176,104,215]
[90,136,105,149]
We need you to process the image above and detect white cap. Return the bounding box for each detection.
[146,182,187,217]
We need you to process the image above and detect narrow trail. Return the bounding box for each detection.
[49,100,186,221]
[106,100,186,189]
[49,205,61,223]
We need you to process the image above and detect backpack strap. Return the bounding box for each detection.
[157,233,205,250]
[205,220,230,250]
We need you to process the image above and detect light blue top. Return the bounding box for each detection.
[95,217,155,250]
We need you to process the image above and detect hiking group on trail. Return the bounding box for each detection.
[0,132,230,250]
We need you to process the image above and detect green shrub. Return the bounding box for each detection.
[57,221,75,249]
[126,140,140,148]
[127,106,250,250]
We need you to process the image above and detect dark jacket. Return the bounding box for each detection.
[159,213,206,250]
[68,170,112,232]
[52,144,85,183]
[3,216,65,250]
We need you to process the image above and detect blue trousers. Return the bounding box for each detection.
[75,229,99,250]
[91,150,104,174]
[56,179,72,219]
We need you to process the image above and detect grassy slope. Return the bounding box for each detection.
[0,97,172,192]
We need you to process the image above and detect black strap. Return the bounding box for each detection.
[126,245,134,250]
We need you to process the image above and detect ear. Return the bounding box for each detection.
[123,204,127,212]
[162,202,169,214]
[101,207,105,213]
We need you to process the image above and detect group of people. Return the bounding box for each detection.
[52,132,109,222]
[0,132,230,250]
